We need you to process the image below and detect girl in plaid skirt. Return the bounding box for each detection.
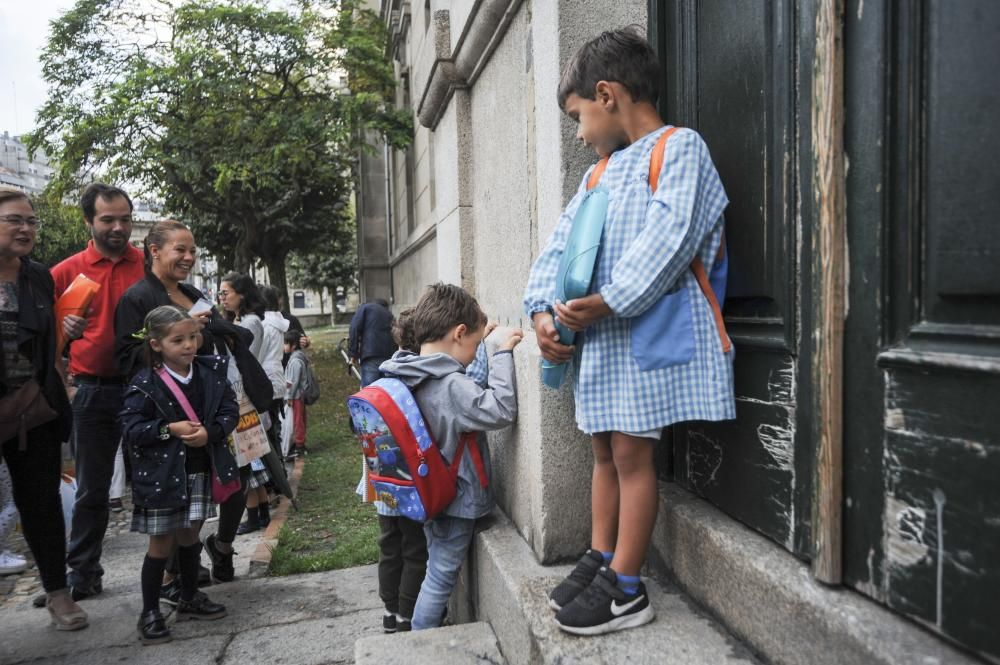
[120,306,241,645]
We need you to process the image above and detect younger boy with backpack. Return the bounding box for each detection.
[523,28,735,635]
[284,330,317,458]
[357,283,521,630]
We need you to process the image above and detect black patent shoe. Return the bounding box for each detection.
[176,591,227,621]
[137,609,172,645]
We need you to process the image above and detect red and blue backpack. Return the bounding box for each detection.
[347,378,487,522]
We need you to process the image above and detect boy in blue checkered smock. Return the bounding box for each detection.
[522,28,735,636]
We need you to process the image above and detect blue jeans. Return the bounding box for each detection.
[411,516,476,630]
[66,381,125,589]
[360,357,388,388]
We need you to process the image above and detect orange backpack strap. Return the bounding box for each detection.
[648,127,732,353]
[587,158,609,190]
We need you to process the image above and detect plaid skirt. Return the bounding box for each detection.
[247,464,271,490]
[131,472,217,535]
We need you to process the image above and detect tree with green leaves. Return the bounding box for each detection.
[30,192,90,267]
[287,205,357,312]
[28,0,410,301]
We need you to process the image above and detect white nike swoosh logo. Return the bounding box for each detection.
[610,594,645,616]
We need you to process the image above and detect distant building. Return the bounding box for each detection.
[0,131,55,194]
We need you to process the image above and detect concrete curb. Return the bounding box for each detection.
[457,511,762,665]
[647,482,984,665]
[355,621,506,665]
[248,456,305,575]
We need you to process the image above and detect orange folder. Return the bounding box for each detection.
[55,274,101,356]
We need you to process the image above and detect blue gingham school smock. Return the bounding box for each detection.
[523,127,736,434]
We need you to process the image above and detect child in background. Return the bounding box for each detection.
[523,28,734,635]
[378,283,521,631]
[284,330,310,458]
[355,310,427,633]
[120,306,240,645]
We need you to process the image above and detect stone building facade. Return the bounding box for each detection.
[355,2,999,663]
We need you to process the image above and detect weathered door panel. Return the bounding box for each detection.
[844,1,1000,659]
[653,0,813,557]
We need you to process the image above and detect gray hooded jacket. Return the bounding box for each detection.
[378,349,517,519]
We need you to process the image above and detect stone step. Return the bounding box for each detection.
[451,512,763,665]
[354,621,506,665]
[647,483,983,665]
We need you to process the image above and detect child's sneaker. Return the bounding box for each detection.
[159,579,182,607]
[382,610,397,633]
[395,613,412,632]
[0,550,28,575]
[548,549,604,611]
[554,567,655,636]
[176,591,227,621]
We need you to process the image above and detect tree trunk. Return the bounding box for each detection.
[263,251,290,310]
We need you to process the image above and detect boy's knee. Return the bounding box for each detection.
[591,433,613,463]
[610,437,655,473]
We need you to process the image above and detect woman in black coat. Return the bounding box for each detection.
[0,187,86,630]
[114,221,249,379]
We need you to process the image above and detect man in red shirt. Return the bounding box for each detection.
[52,184,145,600]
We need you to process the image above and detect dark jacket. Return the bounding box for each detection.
[114,273,251,378]
[348,301,395,361]
[0,258,72,443]
[120,355,240,509]
[114,274,274,412]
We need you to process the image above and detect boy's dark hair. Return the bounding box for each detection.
[221,272,265,320]
[259,284,281,312]
[143,305,192,367]
[80,183,134,225]
[284,329,303,349]
[557,26,660,111]
[394,283,486,351]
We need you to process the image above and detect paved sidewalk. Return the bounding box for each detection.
[0,514,384,665]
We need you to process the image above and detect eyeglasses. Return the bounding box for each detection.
[0,215,42,230]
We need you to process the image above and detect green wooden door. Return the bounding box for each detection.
[652,0,818,559]
[843,1,1000,659]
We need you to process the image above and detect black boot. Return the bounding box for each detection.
[204,533,235,583]
[137,609,172,645]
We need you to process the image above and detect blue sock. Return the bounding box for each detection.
[600,551,613,565]
[615,572,640,596]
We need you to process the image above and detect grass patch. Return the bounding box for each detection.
[269,326,380,575]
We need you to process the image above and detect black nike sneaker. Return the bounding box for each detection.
[554,566,655,635]
[548,549,604,611]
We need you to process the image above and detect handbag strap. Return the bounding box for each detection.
[155,367,200,422]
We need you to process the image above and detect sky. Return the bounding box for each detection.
[0,0,78,136]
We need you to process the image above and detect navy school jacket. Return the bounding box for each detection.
[120,355,240,509]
